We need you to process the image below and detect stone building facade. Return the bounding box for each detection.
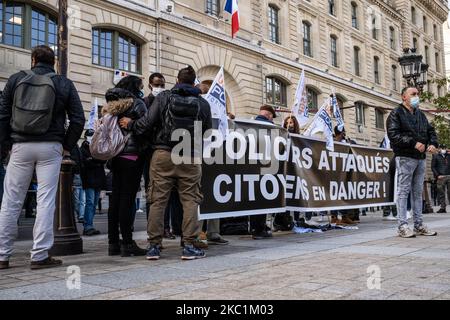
[0,0,448,150]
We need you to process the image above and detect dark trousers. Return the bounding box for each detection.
[108,156,144,245]
[250,214,267,234]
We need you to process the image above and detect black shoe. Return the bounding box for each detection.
[163,229,176,239]
[252,230,273,240]
[207,237,229,245]
[30,257,62,270]
[437,208,447,213]
[77,218,85,224]
[108,242,121,256]
[83,229,101,236]
[120,241,147,257]
[0,260,9,270]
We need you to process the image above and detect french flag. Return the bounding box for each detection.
[224,0,239,38]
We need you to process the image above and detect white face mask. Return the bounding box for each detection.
[152,87,164,96]
[441,149,447,155]
[86,136,93,144]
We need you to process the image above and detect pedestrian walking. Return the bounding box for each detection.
[431,145,450,213]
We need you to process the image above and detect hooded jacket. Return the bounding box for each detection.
[103,88,148,155]
[128,84,212,154]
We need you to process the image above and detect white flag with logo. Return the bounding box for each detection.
[381,134,391,149]
[304,101,334,152]
[331,92,344,132]
[291,70,309,127]
[204,66,228,137]
[86,98,98,131]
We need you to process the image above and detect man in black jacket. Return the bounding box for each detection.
[120,66,212,261]
[387,86,438,238]
[0,46,85,270]
[431,145,450,213]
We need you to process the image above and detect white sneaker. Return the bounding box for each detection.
[383,215,397,221]
[136,209,144,214]
[414,224,437,236]
[398,225,415,238]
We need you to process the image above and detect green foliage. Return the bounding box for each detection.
[421,77,450,147]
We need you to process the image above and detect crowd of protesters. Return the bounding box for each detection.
[0,45,447,271]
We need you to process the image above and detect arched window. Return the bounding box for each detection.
[302,21,312,57]
[351,2,358,29]
[353,46,360,76]
[375,108,385,129]
[371,14,378,40]
[330,35,338,67]
[266,76,287,107]
[412,37,418,49]
[355,101,365,126]
[435,52,440,72]
[391,65,397,91]
[374,56,380,84]
[0,2,57,51]
[336,95,345,120]
[423,16,427,33]
[268,5,280,44]
[92,28,141,73]
[433,24,438,40]
[389,26,396,50]
[411,7,416,25]
[328,0,336,16]
[306,86,319,113]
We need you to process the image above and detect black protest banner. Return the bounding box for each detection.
[200,119,287,219]
[199,119,395,220]
[285,134,395,212]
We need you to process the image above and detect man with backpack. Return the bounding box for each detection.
[0,45,85,270]
[119,66,212,260]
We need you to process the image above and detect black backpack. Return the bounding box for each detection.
[162,92,201,148]
[11,70,56,135]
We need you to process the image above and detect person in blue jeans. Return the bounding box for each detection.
[80,130,106,236]
[0,163,5,205]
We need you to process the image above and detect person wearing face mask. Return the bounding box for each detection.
[387,86,439,238]
[144,73,166,110]
[431,145,450,213]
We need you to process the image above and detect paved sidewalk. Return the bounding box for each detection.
[1,210,450,300]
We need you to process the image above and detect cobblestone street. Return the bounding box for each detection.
[1,209,450,300]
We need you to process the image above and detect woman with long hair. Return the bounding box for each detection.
[105,76,148,257]
[283,115,300,134]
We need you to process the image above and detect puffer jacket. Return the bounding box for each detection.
[386,104,438,159]
[102,88,147,155]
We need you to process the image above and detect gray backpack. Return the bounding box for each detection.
[89,114,130,161]
[11,70,56,135]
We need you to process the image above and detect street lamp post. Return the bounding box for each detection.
[398,48,425,91]
[398,48,434,214]
[49,0,84,256]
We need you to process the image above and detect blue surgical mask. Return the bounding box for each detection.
[138,90,145,98]
[410,96,420,109]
